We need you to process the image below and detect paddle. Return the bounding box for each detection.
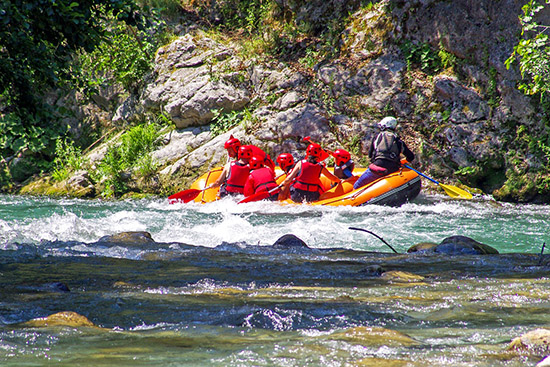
[403,164,473,199]
[238,185,281,204]
[168,188,205,204]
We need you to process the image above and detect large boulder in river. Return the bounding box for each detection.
[272,234,309,249]
[97,231,156,246]
[407,236,498,255]
[435,235,499,255]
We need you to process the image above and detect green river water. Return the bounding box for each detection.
[1,192,549,366]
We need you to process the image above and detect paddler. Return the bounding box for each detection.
[276,153,295,174]
[279,143,341,203]
[332,149,355,179]
[243,156,280,201]
[206,145,252,197]
[223,135,275,170]
[354,116,415,189]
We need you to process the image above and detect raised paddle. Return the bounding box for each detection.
[168,188,205,204]
[403,164,473,199]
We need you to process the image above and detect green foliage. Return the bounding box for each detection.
[77,9,165,94]
[0,0,141,175]
[96,122,161,197]
[438,42,457,70]
[506,0,550,104]
[52,138,85,182]
[401,40,442,74]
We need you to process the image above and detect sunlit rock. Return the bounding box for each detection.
[407,242,438,253]
[381,270,425,283]
[329,326,420,347]
[98,231,156,245]
[22,311,95,328]
[508,328,550,356]
[353,356,411,366]
[272,234,309,249]
[435,235,499,255]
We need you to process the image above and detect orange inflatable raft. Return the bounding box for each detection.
[188,166,421,207]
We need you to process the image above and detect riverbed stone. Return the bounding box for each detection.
[381,270,425,283]
[508,328,550,356]
[22,311,95,328]
[98,231,156,246]
[329,326,420,347]
[435,235,499,255]
[272,234,309,249]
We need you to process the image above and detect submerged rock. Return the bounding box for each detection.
[97,231,156,246]
[381,270,425,283]
[22,311,95,328]
[329,326,420,347]
[272,234,309,249]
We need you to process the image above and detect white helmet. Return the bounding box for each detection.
[378,116,397,130]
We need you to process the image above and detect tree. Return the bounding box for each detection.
[0,0,140,161]
[506,0,550,105]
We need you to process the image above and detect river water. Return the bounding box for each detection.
[1,192,549,366]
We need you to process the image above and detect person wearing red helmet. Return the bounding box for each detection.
[276,153,295,174]
[223,135,242,159]
[332,149,355,179]
[243,156,280,201]
[279,143,341,203]
[207,144,252,197]
[224,135,275,170]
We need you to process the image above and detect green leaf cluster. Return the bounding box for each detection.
[506,0,550,103]
[94,122,161,197]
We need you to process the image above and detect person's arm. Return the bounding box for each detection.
[207,162,230,189]
[280,161,301,188]
[401,141,415,163]
[321,166,341,183]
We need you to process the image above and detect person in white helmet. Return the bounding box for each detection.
[353,116,415,189]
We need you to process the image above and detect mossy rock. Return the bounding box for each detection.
[98,231,156,246]
[381,270,425,283]
[22,311,95,328]
[407,242,438,253]
[508,328,550,356]
[329,326,420,347]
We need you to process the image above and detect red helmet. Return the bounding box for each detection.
[333,149,351,166]
[249,156,264,170]
[238,145,253,160]
[224,135,241,154]
[277,153,294,172]
[306,143,322,159]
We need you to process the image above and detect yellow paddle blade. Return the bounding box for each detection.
[440,183,473,199]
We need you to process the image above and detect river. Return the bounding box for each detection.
[1,192,549,366]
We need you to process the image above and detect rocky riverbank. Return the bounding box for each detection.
[14,0,550,202]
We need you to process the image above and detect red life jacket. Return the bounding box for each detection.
[293,160,323,193]
[226,161,250,193]
[248,167,279,194]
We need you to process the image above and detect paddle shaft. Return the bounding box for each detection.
[403,164,439,184]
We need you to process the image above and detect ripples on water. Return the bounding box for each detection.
[1,193,549,366]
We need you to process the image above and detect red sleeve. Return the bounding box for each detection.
[243,175,255,197]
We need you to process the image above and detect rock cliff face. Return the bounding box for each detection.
[35,0,550,201]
